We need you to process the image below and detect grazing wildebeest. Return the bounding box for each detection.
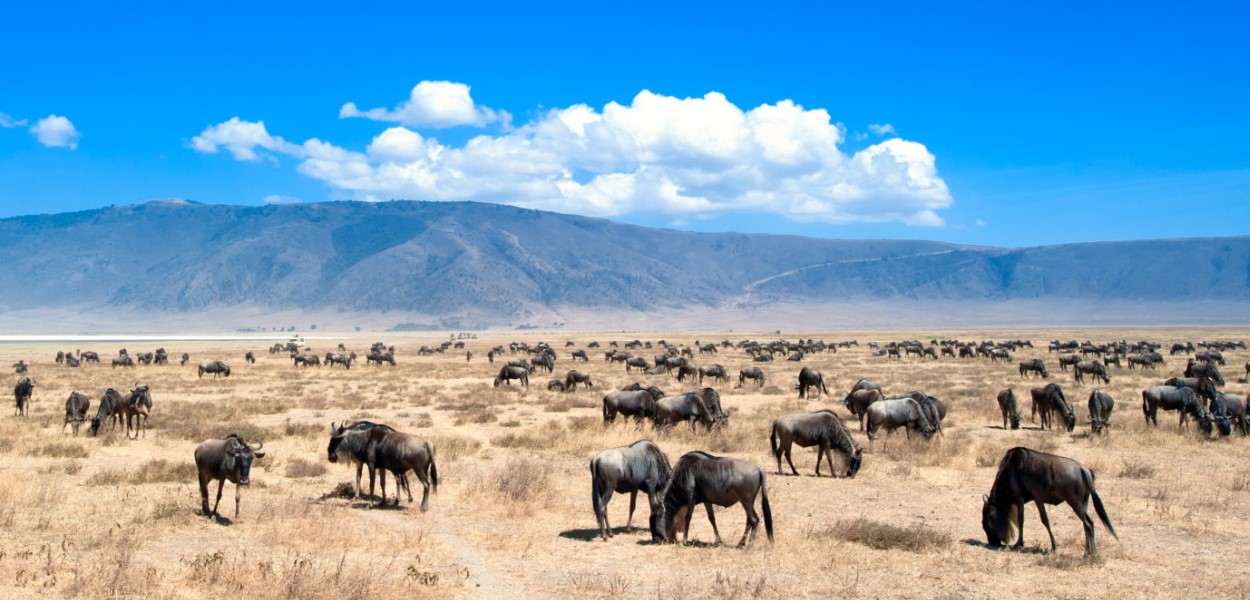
[865,397,935,449]
[918,395,947,436]
[366,351,396,366]
[564,370,593,391]
[1195,349,1226,366]
[796,367,830,399]
[532,354,556,373]
[494,365,530,388]
[1031,383,1075,432]
[653,451,773,548]
[1018,359,1049,379]
[180,352,190,366]
[136,352,154,365]
[195,433,266,519]
[997,388,1021,430]
[989,348,1013,363]
[547,380,566,392]
[89,388,125,436]
[738,367,765,388]
[56,351,64,364]
[1184,359,1225,386]
[325,353,353,369]
[603,389,662,425]
[245,351,256,364]
[198,360,231,379]
[982,447,1117,556]
[1213,393,1247,435]
[654,390,718,431]
[1142,385,1213,434]
[1088,389,1114,435]
[571,349,589,362]
[64,354,80,368]
[675,363,698,384]
[1102,354,1121,369]
[80,351,100,363]
[698,364,729,385]
[625,357,650,373]
[13,360,27,374]
[1073,361,1110,385]
[770,410,862,477]
[1162,376,1219,404]
[843,388,884,430]
[64,391,91,435]
[327,421,437,509]
[112,355,135,368]
[13,377,34,416]
[591,440,672,541]
[1057,354,1080,371]
[125,384,152,438]
[1126,353,1155,370]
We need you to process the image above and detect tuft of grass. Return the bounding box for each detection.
[491,457,553,504]
[436,435,481,461]
[1036,553,1104,570]
[1119,459,1156,479]
[27,441,90,459]
[823,518,951,553]
[285,457,328,479]
[282,419,322,438]
[130,459,196,484]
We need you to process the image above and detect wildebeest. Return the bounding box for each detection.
[698,364,729,385]
[80,351,100,363]
[89,388,125,436]
[1030,383,1075,432]
[366,351,396,366]
[327,421,438,510]
[603,388,663,424]
[194,433,266,519]
[1195,349,1226,366]
[982,447,1117,556]
[1088,389,1114,435]
[654,389,724,431]
[63,391,91,435]
[770,410,862,477]
[865,397,935,448]
[571,349,589,362]
[325,353,353,369]
[1142,385,1213,434]
[997,388,1021,430]
[1018,359,1049,379]
[13,360,27,374]
[564,370,593,391]
[738,367,765,388]
[198,360,231,379]
[625,357,650,373]
[125,384,152,439]
[1072,360,1110,384]
[1126,353,1155,370]
[13,377,34,416]
[796,367,829,399]
[1213,393,1247,435]
[675,363,698,384]
[989,348,1013,363]
[653,451,773,548]
[1057,354,1080,371]
[112,355,135,368]
[245,351,256,364]
[64,355,80,368]
[180,352,190,366]
[494,365,529,388]
[591,439,672,541]
[1184,359,1225,386]
[843,388,884,430]
[1161,376,1219,404]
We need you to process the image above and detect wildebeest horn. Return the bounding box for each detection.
[252,440,264,451]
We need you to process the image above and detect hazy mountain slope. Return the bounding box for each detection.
[0,199,1244,325]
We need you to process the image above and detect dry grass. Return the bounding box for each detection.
[0,328,1247,599]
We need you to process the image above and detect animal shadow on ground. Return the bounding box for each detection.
[962,538,1047,554]
[558,528,607,542]
[197,511,234,526]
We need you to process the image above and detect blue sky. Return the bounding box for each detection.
[1,1,1246,247]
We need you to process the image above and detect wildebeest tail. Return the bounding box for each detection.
[759,470,774,543]
[769,425,779,459]
[428,442,439,493]
[820,378,829,396]
[590,457,604,521]
[1083,468,1118,541]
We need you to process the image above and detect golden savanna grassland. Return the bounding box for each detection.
[0,328,1247,599]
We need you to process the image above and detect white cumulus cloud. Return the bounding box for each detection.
[30,115,81,149]
[193,89,952,226]
[0,112,28,128]
[868,123,896,136]
[339,81,509,128]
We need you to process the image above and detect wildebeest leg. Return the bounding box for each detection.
[1070,496,1097,555]
[377,469,388,507]
[234,482,242,519]
[367,465,377,502]
[212,478,225,517]
[783,444,800,477]
[1011,503,1026,550]
[198,475,212,516]
[682,504,695,545]
[353,463,363,498]
[625,490,637,532]
[704,503,723,545]
[738,494,760,549]
[402,471,414,504]
[1035,502,1057,552]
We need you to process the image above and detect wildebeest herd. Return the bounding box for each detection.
[10,333,1249,564]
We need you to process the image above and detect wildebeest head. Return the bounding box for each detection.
[226,435,265,485]
[845,447,863,478]
[981,495,1016,548]
[89,416,102,436]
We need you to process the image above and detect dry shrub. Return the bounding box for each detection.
[490,457,552,504]
[87,468,127,487]
[822,518,951,552]
[283,419,322,438]
[1119,459,1156,479]
[762,385,785,396]
[492,431,545,449]
[455,407,497,425]
[568,572,633,597]
[435,435,481,462]
[285,457,328,479]
[545,396,597,412]
[976,443,1008,468]
[27,441,89,459]
[0,437,15,454]
[1035,553,1104,570]
[712,570,771,599]
[130,458,196,484]
[181,548,396,600]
